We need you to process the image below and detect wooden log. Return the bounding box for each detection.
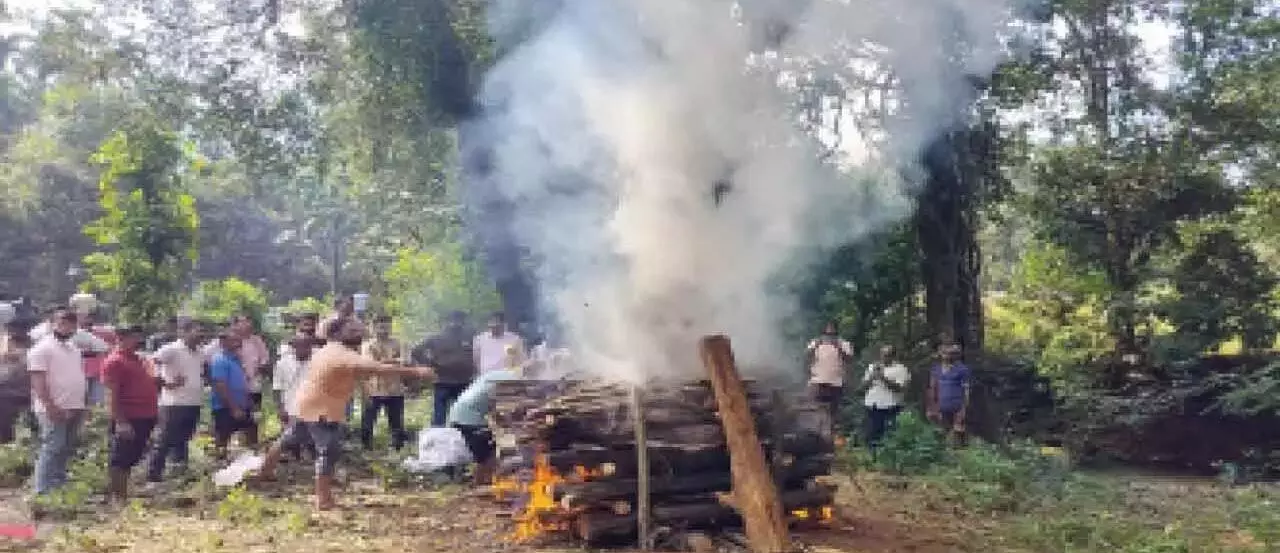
[631,385,651,550]
[554,473,733,507]
[574,488,835,544]
[554,456,834,508]
[700,335,791,553]
[546,444,731,478]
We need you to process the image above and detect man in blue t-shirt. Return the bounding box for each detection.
[209,332,258,458]
[447,345,521,485]
[926,342,971,443]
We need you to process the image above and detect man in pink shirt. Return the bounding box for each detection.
[230,314,270,412]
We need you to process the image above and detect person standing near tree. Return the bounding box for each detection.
[414,311,475,427]
[27,308,88,496]
[927,342,971,445]
[257,317,434,510]
[359,315,408,450]
[806,320,853,436]
[101,326,157,505]
[473,312,523,377]
[861,345,909,454]
[146,319,206,485]
[209,332,257,459]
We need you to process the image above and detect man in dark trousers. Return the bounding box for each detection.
[101,326,158,504]
[413,311,475,427]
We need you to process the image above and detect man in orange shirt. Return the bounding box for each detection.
[258,317,433,510]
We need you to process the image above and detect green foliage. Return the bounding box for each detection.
[217,486,283,526]
[1209,360,1280,417]
[188,277,270,330]
[282,296,329,318]
[383,242,501,339]
[869,411,948,475]
[81,115,199,326]
[986,240,1114,389]
[0,442,33,487]
[1161,227,1277,351]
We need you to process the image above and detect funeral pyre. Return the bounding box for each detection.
[489,378,837,545]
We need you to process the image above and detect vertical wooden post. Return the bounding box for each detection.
[630,385,651,550]
[699,335,791,553]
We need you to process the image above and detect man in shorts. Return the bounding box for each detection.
[101,326,158,504]
[258,317,433,510]
[209,331,257,459]
[447,344,523,486]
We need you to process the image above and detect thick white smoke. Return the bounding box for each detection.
[475,0,1022,383]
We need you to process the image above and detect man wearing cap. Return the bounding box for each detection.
[101,325,158,504]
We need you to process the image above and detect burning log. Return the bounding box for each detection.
[554,455,836,509]
[573,488,837,545]
[488,344,837,547]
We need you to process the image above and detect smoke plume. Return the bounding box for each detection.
[471,0,1023,383]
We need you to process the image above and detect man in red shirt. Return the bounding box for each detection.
[101,326,158,505]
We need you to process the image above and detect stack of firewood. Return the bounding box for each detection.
[489,378,837,545]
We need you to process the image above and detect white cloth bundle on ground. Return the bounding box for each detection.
[402,426,473,473]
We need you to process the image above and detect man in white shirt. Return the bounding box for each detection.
[146,319,206,484]
[862,345,910,453]
[27,308,88,495]
[806,320,853,435]
[273,336,315,424]
[473,312,524,376]
[273,335,316,461]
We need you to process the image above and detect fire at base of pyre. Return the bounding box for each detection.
[488,378,837,547]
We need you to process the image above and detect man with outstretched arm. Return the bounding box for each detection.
[257,317,433,510]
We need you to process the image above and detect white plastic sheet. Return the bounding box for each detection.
[213,453,265,487]
[402,427,473,473]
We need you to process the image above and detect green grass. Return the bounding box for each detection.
[842,412,1280,552]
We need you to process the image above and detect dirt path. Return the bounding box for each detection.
[0,469,972,553]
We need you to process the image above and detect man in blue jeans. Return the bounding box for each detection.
[413,311,475,427]
[27,308,88,495]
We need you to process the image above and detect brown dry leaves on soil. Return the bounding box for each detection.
[13,470,977,553]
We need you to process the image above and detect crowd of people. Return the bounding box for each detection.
[0,292,972,513]
[804,320,972,451]
[0,295,558,511]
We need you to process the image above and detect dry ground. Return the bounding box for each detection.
[0,462,973,553]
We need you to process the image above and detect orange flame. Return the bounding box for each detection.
[790,505,835,523]
[506,454,570,542]
[573,463,613,480]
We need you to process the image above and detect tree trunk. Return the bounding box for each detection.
[915,130,985,354]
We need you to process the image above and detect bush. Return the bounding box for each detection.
[870,411,947,475]
[187,277,270,330]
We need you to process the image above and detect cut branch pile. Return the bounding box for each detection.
[489,378,837,546]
